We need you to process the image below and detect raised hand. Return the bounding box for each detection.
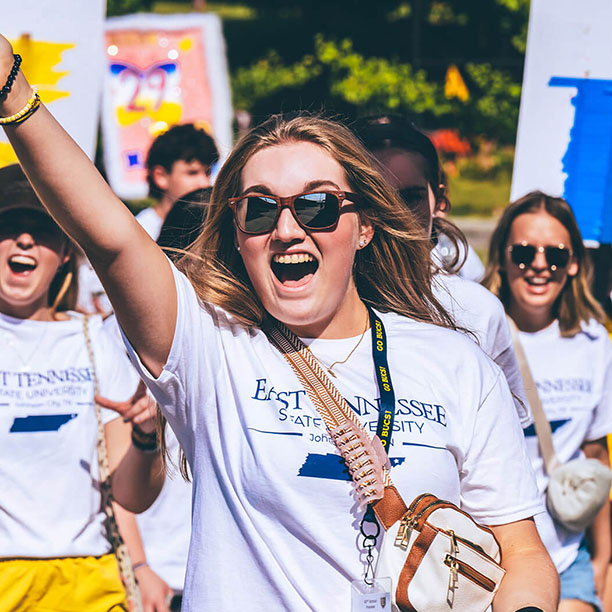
[96,380,157,434]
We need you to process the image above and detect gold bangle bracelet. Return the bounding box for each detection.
[0,87,41,125]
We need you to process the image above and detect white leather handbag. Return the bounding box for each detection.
[375,493,505,611]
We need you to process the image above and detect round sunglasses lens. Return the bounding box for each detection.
[510,244,535,267]
[546,247,570,269]
[237,196,278,233]
[294,192,339,229]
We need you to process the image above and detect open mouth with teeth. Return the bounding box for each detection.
[525,277,551,286]
[8,254,37,275]
[271,253,319,286]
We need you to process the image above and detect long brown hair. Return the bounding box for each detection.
[180,113,456,330]
[482,191,604,336]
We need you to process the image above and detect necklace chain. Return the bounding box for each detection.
[311,312,369,378]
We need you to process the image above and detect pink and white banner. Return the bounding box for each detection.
[102,13,233,199]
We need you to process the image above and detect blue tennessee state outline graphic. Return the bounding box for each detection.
[10,413,78,433]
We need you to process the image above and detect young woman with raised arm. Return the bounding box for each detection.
[0,37,558,611]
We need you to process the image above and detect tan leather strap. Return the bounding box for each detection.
[506,317,559,474]
[83,316,143,612]
[265,321,405,526]
[372,484,408,528]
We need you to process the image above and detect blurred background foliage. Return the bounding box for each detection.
[107,0,532,215]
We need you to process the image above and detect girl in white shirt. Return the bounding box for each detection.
[355,115,530,427]
[0,38,558,612]
[0,164,164,611]
[483,191,612,612]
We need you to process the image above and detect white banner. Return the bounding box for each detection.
[511,0,612,243]
[102,13,233,200]
[1,0,106,167]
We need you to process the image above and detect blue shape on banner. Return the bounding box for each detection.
[549,77,612,243]
[126,151,142,168]
[10,413,78,433]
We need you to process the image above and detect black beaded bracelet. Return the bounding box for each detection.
[131,423,158,453]
[0,54,22,101]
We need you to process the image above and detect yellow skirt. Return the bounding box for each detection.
[0,553,127,612]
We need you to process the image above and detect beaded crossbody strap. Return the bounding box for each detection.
[83,316,143,612]
[265,321,394,505]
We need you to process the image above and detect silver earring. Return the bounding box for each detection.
[359,239,366,248]
[236,245,241,252]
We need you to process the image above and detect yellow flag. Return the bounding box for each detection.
[445,64,469,101]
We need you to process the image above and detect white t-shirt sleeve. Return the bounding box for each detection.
[585,332,612,442]
[459,368,544,525]
[92,319,140,424]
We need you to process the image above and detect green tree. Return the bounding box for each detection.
[107,0,154,16]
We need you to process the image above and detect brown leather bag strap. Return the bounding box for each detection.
[372,485,408,529]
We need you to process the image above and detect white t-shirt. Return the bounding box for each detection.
[103,313,193,591]
[136,206,164,241]
[123,264,543,611]
[76,257,112,316]
[433,273,531,427]
[0,312,138,559]
[433,235,485,282]
[136,428,192,591]
[519,319,612,573]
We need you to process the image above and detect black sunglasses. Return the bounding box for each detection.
[228,190,359,235]
[508,241,572,271]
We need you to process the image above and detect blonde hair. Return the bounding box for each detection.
[482,191,604,336]
[178,113,457,330]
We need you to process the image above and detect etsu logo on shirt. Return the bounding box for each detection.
[250,378,450,483]
[251,378,447,429]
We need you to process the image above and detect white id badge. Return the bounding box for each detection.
[351,578,391,612]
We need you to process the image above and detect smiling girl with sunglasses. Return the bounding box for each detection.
[483,191,612,611]
[0,40,559,612]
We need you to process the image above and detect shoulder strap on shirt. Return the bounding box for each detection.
[506,316,559,474]
[265,321,408,528]
[82,316,143,612]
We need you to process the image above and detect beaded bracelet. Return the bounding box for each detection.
[0,87,41,126]
[131,423,159,453]
[0,54,22,100]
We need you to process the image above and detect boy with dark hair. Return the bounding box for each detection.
[137,123,219,240]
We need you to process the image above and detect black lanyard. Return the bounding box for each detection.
[367,306,396,453]
[361,307,396,579]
